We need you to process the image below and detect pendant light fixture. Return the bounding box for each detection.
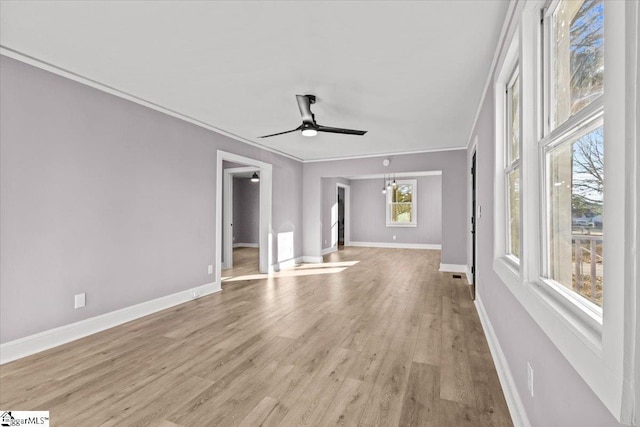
[251,172,260,183]
[382,174,387,194]
[392,174,397,188]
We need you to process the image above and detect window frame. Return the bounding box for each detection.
[539,109,604,321]
[494,32,521,275]
[385,179,417,227]
[538,0,607,324]
[505,66,522,263]
[491,0,636,422]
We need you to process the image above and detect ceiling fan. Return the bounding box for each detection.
[258,94,367,138]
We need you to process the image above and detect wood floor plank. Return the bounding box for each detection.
[277,348,352,426]
[440,326,477,407]
[467,349,513,426]
[0,247,512,427]
[413,313,442,366]
[358,347,413,426]
[442,295,464,332]
[398,362,441,427]
[439,398,495,427]
[237,396,279,427]
[322,377,373,426]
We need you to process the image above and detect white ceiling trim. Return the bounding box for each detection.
[302,146,465,164]
[0,46,304,163]
[346,171,442,180]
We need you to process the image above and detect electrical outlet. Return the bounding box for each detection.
[207,264,213,275]
[324,240,327,245]
[393,235,396,240]
[74,293,86,309]
[527,362,534,397]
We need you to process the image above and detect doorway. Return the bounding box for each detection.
[222,166,260,271]
[216,151,272,287]
[336,182,350,248]
[338,186,345,248]
[471,150,477,300]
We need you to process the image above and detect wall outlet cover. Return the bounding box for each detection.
[74,293,86,309]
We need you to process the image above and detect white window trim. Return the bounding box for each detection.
[505,65,521,263]
[385,179,417,227]
[494,26,521,272]
[492,1,637,423]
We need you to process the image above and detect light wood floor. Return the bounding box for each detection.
[0,247,512,426]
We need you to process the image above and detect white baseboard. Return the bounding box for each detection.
[321,246,338,255]
[439,263,467,273]
[302,256,324,264]
[233,243,259,248]
[0,281,220,365]
[348,241,442,250]
[269,256,303,273]
[475,296,531,427]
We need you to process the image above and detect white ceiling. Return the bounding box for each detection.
[0,1,508,161]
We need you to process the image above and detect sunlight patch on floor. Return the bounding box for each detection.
[221,260,360,283]
[293,261,360,269]
[222,267,349,282]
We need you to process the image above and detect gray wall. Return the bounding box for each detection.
[232,177,259,245]
[469,76,620,427]
[0,55,303,343]
[304,150,466,264]
[350,175,442,245]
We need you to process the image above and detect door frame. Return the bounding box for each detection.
[216,151,272,282]
[336,182,351,246]
[468,136,478,294]
[222,166,260,270]
[471,149,477,297]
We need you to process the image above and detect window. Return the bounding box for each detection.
[549,0,604,130]
[505,68,521,260]
[490,1,634,421]
[542,0,604,310]
[386,179,417,227]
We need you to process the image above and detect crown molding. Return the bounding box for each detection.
[0,46,303,163]
[302,146,466,163]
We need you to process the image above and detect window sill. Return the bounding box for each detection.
[493,256,520,288]
[527,279,602,355]
[494,255,602,355]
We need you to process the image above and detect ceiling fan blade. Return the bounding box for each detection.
[296,95,315,124]
[317,125,367,136]
[258,125,302,138]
